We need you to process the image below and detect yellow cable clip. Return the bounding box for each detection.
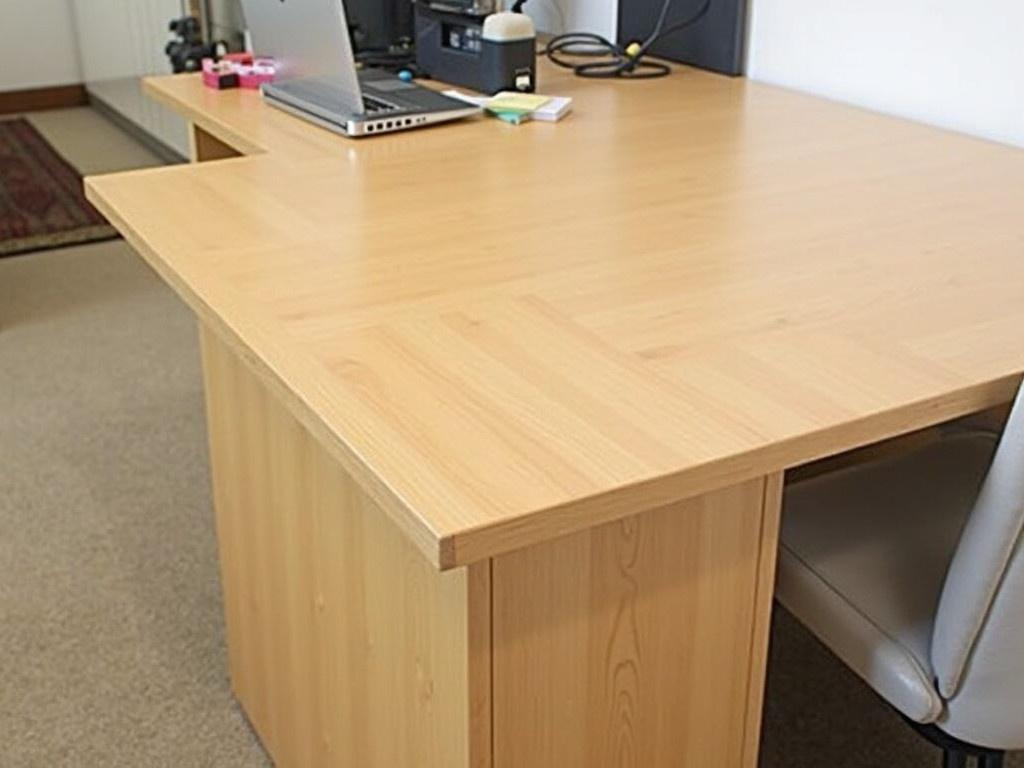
[625,42,643,59]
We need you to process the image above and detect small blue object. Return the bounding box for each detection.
[398,69,414,83]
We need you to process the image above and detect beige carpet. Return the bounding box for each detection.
[0,107,1018,768]
[0,107,271,768]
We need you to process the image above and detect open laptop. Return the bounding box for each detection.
[239,0,479,138]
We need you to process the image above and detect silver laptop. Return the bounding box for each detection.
[239,0,479,138]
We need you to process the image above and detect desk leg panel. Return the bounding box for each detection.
[189,123,242,163]
[490,475,783,768]
[199,325,484,768]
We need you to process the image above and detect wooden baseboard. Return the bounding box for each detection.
[0,84,88,115]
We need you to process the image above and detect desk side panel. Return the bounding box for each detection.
[199,324,485,767]
[189,122,243,163]
[490,475,782,767]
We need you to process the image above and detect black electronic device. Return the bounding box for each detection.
[344,0,414,53]
[165,16,228,73]
[414,3,537,94]
[617,0,748,76]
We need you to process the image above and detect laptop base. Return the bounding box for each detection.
[263,72,480,138]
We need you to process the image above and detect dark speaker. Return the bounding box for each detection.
[617,0,749,76]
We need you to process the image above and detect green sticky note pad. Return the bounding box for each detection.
[487,93,551,112]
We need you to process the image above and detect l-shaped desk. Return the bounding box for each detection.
[85,61,1024,767]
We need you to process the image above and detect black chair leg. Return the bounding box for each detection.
[905,718,1005,768]
[978,753,1005,768]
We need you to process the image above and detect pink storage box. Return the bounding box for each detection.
[201,57,278,90]
[237,59,278,89]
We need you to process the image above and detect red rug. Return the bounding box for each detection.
[0,118,117,258]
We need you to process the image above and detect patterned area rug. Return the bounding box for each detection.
[0,118,117,258]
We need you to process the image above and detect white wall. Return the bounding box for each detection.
[529,0,1024,148]
[747,0,1024,148]
[71,0,190,156]
[525,0,616,38]
[0,0,81,92]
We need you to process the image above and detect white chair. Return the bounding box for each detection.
[777,383,1024,768]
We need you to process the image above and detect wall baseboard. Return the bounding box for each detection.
[0,84,89,115]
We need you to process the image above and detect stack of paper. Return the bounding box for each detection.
[486,93,550,124]
[442,90,574,124]
[488,92,574,123]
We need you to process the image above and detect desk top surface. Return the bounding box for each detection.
[85,62,1024,569]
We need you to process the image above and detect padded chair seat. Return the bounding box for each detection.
[777,432,999,724]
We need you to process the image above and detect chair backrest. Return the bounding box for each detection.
[931,381,1024,741]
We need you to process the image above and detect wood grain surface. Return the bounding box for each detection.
[490,475,782,767]
[86,62,1024,568]
[200,325,484,766]
[189,123,241,163]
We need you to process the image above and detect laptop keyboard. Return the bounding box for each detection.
[280,80,400,114]
[362,95,397,114]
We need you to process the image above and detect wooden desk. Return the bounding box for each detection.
[85,62,1024,767]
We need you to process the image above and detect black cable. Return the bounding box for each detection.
[543,0,711,79]
[658,0,713,37]
[545,33,670,78]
